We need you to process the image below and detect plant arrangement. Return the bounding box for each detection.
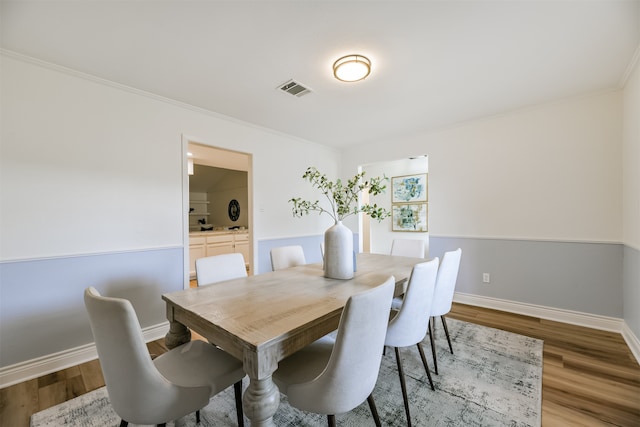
[289,166,390,223]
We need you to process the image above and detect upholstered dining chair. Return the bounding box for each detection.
[196,253,247,286]
[270,245,306,271]
[429,248,462,375]
[384,258,439,426]
[272,276,396,427]
[390,239,426,310]
[84,287,246,427]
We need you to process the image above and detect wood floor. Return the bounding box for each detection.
[1,303,639,426]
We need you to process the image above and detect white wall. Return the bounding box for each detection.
[623,55,640,338]
[344,92,622,244]
[0,53,339,261]
[623,58,640,252]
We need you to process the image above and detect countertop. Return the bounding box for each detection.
[189,229,248,236]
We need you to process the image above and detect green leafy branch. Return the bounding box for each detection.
[289,166,390,223]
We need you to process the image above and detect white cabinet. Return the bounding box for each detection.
[188,236,206,276]
[234,233,250,263]
[189,232,250,277]
[205,233,235,257]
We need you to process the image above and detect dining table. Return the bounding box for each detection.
[162,252,423,426]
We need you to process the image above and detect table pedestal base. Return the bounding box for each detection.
[165,321,191,349]
[242,376,280,427]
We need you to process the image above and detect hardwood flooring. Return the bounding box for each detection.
[447,304,640,427]
[1,303,639,426]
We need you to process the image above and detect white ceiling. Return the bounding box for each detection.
[2,1,639,148]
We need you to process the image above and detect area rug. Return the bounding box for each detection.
[31,319,542,426]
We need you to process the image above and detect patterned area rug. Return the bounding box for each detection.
[31,319,542,426]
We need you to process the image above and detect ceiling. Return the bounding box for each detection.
[2,1,639,148]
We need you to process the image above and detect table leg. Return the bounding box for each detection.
[242,375,280,426]
[164,320,191,349]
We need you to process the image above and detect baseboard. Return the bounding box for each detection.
[454,292,640,365]
[0,322,169,389]
[454,292,624,332]
[621,322,640,364]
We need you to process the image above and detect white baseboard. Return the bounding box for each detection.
[0,322,169,389]
[621,322,640,364]
[453,292,640,365]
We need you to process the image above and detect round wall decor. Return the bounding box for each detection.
[228,199,240,221]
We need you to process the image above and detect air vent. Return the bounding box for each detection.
[277,79,312,97]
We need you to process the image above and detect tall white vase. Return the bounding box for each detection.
[324,221,354,279]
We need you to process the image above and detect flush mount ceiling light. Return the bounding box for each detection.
[333,54,371,82]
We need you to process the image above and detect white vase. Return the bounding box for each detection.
[324,221,354,279]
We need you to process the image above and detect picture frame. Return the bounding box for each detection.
[391,173,428,203]
[392,203,428,232]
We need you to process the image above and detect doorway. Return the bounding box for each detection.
[360,156,428,256]
[182,137,253,288]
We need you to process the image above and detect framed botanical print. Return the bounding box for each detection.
[392,203,428,232]
[391,174,428,203]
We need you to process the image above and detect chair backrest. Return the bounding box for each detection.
[83,287,181,423]
[385,258,439,348]
[431,248,462,316]
[196,253,247,286]
[270,245,306,271]
[390,239,425,258]
[287,276,395,415]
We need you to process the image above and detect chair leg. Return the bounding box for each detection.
[394,347,412,427]
[441,316,453,354]
[119,421,128,427]
[367,394,382,427]
[416,343,435,391]
[234,379,245,427]
[327,414,336,427]
[429,317,438,375]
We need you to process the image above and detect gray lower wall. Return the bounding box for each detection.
[0,247,184,368]
[1,236,629,370]
[430,236,623,318]
[623,245,640,338]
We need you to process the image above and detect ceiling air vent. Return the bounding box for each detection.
[278,79,312,97]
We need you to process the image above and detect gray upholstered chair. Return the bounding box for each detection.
[384,258,439,426]
[429,248,462,374]
[390,239,426,310]
[196,252,247,286]
[84,287,246,427]
[272,276,395,427]
[270,245,306,271]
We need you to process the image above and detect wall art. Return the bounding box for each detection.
[391,174,428,203]
[392,203,428,232]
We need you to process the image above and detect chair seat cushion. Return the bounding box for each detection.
[273,336,335,394]
[154,340,245,396]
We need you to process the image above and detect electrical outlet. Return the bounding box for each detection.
[482,273,490,283]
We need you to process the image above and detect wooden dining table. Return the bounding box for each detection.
[162,252,423,426]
